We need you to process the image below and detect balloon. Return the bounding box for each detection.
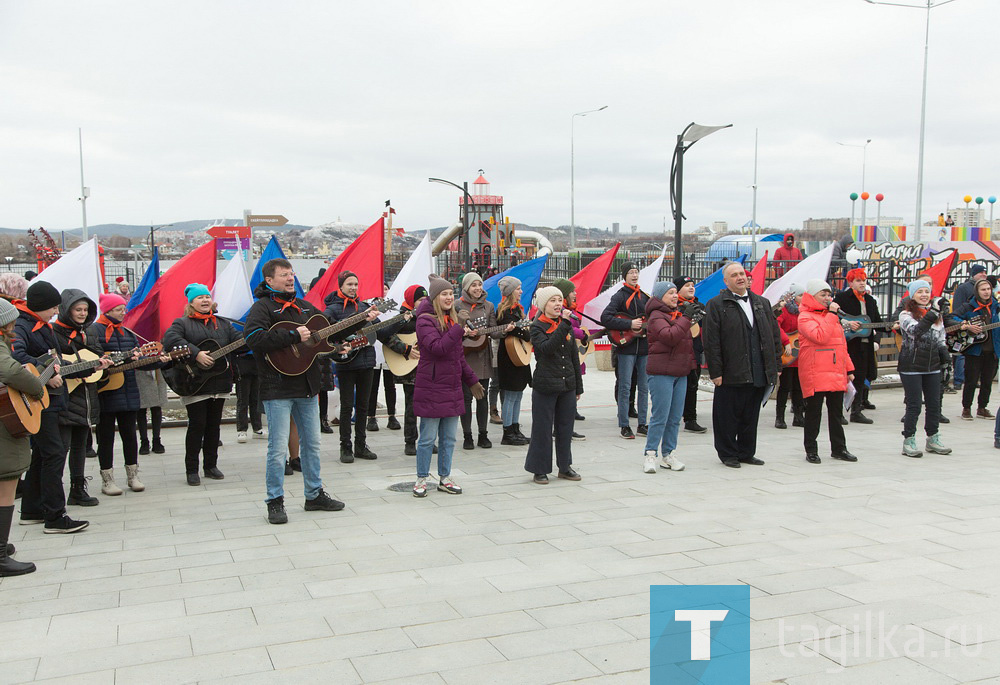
[850,193,858,201]
[964,195,973,203]
[875,193,884,202]
[861,192,870,201]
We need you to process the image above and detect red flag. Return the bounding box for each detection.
[750,251,768,295]
[305,217,385,307]
[922,249,958,298]
[123,240,217,341]
[569,243,621,312]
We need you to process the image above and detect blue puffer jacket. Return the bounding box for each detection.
[89,315,144,413]
[323,290,374,371]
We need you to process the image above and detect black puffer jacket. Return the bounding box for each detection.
[244,282,324,401]
[530,316,583,396]
[897,306,949,373]
[702,289,783,386]
[323,290,374,371]
[162,313,242,396]
[53,289,101,427]
[601,285,649,356]
[11,305,71,414]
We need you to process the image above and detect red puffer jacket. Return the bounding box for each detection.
[645,296,696,377]
[797,293,854,398]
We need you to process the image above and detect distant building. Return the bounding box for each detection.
[712,221,728,234]
[631,225,637,235]
[947,207,986,228]
[803,217,850,233]
[612,222,620,237]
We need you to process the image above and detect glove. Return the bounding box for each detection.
[457,309,471,325]
[469,382,485,400]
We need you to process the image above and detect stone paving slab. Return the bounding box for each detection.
[2,369,999,683]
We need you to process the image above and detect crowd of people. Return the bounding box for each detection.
[2,253,998,578]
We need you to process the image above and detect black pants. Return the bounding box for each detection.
[137,407,162,446]
[338,367,372,449]
[683,364,701,422]
[902,372,941,438]
[402,383,417,445]
[712,384,766,464]
[803,391,847,454]
[369,368,397,417]
[97,410,138,470]
[236,372,262,432]
[962,351,997,411]
[22,412,67,522]
[184,398,225,474]
[60,424,90,482]
[524,389,576,475]
[776,367,803,415]
[462,377,490,436]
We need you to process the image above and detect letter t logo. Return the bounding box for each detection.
[674,609,729,660]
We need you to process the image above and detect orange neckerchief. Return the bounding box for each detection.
[539,314,560,334]
[461,296,482,311]
[511,303,524,317]
[14,302,52,333]
[443,314,454,328]
[974,299,993,317]
[678,295,695,305]
[189,311,218,329]
[623,282,642,309]
[668,309,683,320]
[276,297,302,314]
[335,289,358,310]
[915,306,929,318]
[97,314,125,342]
[853,288,867,302]
[54,319,83,341]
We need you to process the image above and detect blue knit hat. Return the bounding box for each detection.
[184,283,211,302]
[652,281,677,299]
[907,280,931,299]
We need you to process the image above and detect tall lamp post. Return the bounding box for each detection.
[570,106,608,250]
[863,0,961,241]
[669,122,732,281]
[838,139,872,228]
[78,128,90,242]
[428,177,472,271]
[148,224,172,255]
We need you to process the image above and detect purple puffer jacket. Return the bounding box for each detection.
[645,296,696,377]
[413,298,479,418]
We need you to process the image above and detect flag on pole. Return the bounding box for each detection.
[922,248,958,298]
[750,251,768,296]
[127,247,159,313]
[249,235,304,299]
[213,254,254,321]
[569,243,620,312]
[33,238,103,313]
[762,244,834,305]
[483,255,549,311]
[377,232,435,364]
[124,240,218,341]
[305,217,385,307]
[581,247,666,332]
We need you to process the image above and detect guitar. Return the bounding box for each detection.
[463,317,531,351]
[98,344,189,393]
[63,349,132,392]
[607,314,646,347]
[578,338,596,364]
[383,332,418,377]
[781,332,800,367]
[837,313,897,342]
[329,310,411,365]
[946,317,1000,353]
[504,334,533,367]
[0,356,57,437]
[265,299,397,376]
[165,338,246,396]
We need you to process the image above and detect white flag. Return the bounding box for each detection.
[762,244,835,305]
[377,232,434,364]
[34,238,103,312]
[212,254,253,321]
[582,246,666,332]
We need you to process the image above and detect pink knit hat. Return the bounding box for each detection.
[99,293,127,314]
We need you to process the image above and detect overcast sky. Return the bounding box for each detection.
[2,0,997,236]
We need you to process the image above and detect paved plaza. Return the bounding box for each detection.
[2,368,1000,684]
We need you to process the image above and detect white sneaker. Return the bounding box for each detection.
[643,451,658,474]
[236,431,248,444]
[660,453,685,471]
[413,477,427,498]
[253,429,267,440]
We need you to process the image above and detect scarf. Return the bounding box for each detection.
[461,293,486,312]
[853,288,867,302]
[623,282,642,310]
[974,298,993,317]
[335,289,359,311]
[54,319,83,341]
[97,314,125,342]
[189,311,218,329]
[538,314,561,334]
[14,302,53,333]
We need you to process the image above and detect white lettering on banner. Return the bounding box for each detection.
[674,609,729,660]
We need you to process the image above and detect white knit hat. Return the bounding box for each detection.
[805,279,832,296]
[534,286,562,311]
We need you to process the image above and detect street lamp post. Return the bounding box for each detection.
[148,224,172,255]
[863,0,960,241]
[669,122,732,281]
[428,177,472,271]
[570,106,608,250]
[78,128,90,242]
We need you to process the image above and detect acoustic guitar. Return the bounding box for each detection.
[166,338,246,397]
[329,310,410,365]
[578,338,596,364]
[504,335,533,367]
[607,314,647,347]
[383,332,418,377]
[0,358,56,437]
[781,332,800,367]
[98,344,189,393]
[838,313,898,342]
[463,318,530,352]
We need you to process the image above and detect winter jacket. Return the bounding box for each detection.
[52,289,101,427]
[797,293,854,398]
[162,313,243,396]
[89,315,153,413]
[645,296,696,377]
[323,290,374,372]
[833,289,882,382]
[11,304,78,414]
[496,305,532,392]
[897,306,949,373]
[773,234,805,276]
[0,334,45,480]
[702,289,783,386]
[949,295,1000,358]
[383,303,418,384]
[601,284,649,356]
[830,234,855,268]
[776,305,800,368]
[412,298,479,418]
[678,296,705,357]
[530,315,584,396]
[243,282,325,401]
[454,292,498,380]
[952,277,981,311]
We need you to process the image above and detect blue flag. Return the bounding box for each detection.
[126,247,159,313]
[244,236,305,321]
[483,255,549,311]
[694,255,746,303]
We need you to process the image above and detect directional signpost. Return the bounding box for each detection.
[246,214,288,227]
[206,225,251,260]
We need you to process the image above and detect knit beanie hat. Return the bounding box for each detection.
[675,276,695,290]
[462,272,482,293]
[621,261,638,281]
[184,283,211,302]
[99,293,127,313]
[0,298,17,327]
[26,281,61,311]
[498,276,521,297]
[805,279,832,296]
[534,286,562,312]
[970,264,987,277]
[652,281,677,300]
[337,270,357,288]
[552,278,575,299]
[404,285,427,308]
[427,274,452,302]
[787,283,806,297]
[907,280,931,299]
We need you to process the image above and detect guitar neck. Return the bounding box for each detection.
[361,312,406,336]
[109,357,162,374]
[210,339,246,361]
[316,300,394,340]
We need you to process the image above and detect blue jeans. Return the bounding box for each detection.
[263,397,323,501]
[417,416,458,478]
[645,374,687,455]
[501,390,523,427]
[617,353,648,426]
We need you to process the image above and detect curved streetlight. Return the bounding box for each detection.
[428,177,473,270]
[863,0,961,240]
[570,105,608,249]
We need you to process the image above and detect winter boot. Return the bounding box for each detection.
[67,477,99,507]
[791,408,805,427]
[774,405,787,430]
[902,437,923,458]
[100,469,123,496]
[125,464,145,492]
[925,434,952,455]
[501,426,518,445]
[513,423,529,442]
[0,505,36,577]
